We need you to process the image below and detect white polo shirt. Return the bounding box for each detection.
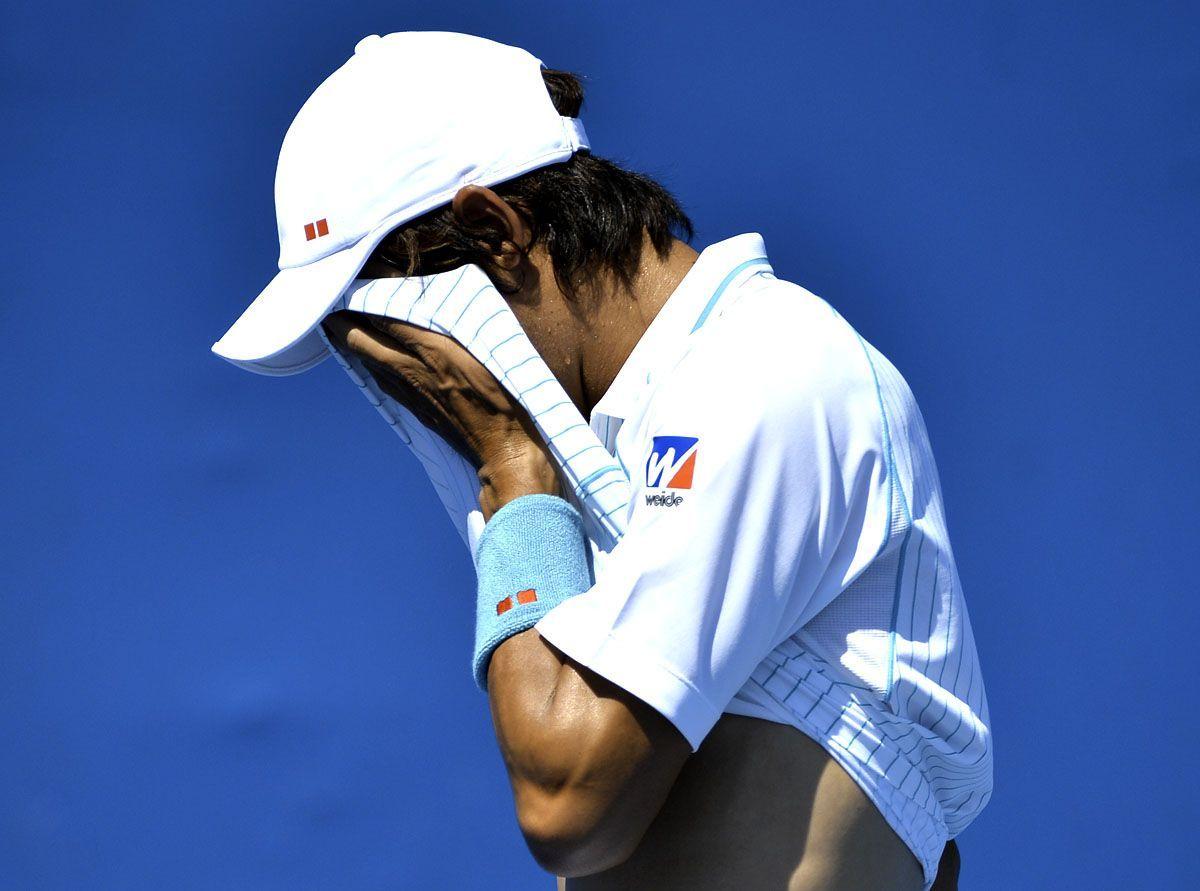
[536,234,992,888]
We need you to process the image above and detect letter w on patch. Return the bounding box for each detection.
[645,436,699,489]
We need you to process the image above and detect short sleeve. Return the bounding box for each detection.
[536,306,892,749]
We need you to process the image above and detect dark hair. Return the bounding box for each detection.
[370,70,693,300]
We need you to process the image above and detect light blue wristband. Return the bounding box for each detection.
[472,494,592,690]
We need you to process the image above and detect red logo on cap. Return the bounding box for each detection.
[303,218,329,241]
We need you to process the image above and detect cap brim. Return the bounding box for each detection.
[212,234,379,376]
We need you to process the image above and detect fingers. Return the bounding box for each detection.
[365,315,477,373]
[325,311,465,369]
[364,315,425,346]
[326,311,508,409]
[322,310,541,475]
[323,312,427,379]
[369,365,478,464]
[323,311,478,461]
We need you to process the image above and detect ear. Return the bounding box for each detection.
[451,185,531,272]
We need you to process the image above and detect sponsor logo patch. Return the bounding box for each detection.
[644,436,698,506]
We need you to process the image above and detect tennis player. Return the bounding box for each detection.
[214,33,991,890]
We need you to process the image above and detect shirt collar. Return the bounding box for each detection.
[590,233,773,424]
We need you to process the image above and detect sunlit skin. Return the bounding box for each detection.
[323,185,925,889]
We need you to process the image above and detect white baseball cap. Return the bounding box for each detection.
[212,31,589,375]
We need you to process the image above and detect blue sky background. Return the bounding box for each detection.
[2,2,1196,888]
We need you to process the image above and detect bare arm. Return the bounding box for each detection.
[487,628,689,876]
[323,312,690,875]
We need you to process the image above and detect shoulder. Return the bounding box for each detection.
[650,276,884,447]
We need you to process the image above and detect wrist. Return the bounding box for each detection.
[472,494,592,690]
[478,443,559,520]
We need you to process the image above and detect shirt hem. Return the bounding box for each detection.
[743,670,947,889]
[536,612,723,751]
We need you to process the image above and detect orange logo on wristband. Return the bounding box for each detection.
[497,589,537,615]
[494,590,537,619]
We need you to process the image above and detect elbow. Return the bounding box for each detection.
[514,784,643,877]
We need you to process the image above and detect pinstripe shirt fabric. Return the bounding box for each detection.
[323,235,991,889]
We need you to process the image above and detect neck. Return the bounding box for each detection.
[574,238,698,414]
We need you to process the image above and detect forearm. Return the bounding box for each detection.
[486,629,687,874]
[477,475,688,873]
[480,475,632,814]
[487,629,595,795]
